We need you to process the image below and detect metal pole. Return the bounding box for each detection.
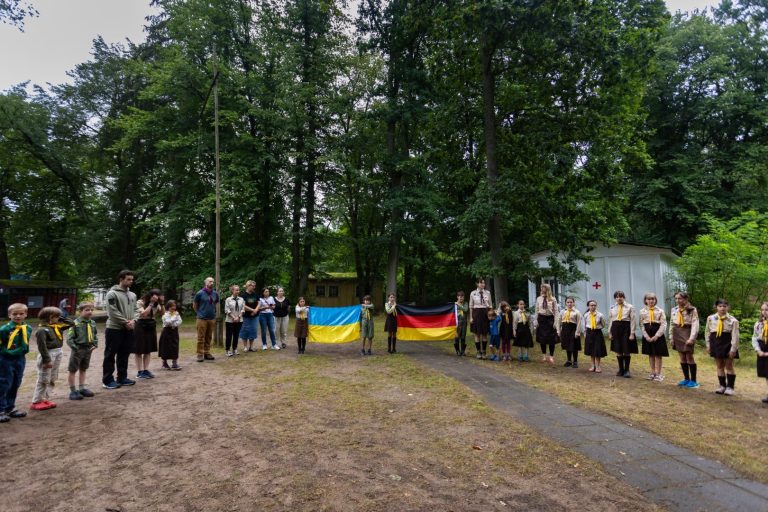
[213,47,223,347]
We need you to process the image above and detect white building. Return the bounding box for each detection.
[528,243,680,317]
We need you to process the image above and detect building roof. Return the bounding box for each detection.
[531,242,680,260]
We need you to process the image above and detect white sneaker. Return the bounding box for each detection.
[273,345,280,350]
[653,374,664,382]
[724,387,734,396]
[226,351,233,357]
[715,385,726,394]
[262,345,268,351]
[647,373,655,380]
[233,349,238,356]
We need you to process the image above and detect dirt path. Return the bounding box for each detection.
[2,338,658,511]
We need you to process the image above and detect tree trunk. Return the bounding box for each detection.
[385,116,402,296]
[290,154,303,295]
[0,184,10,279]
[480,39,508,305]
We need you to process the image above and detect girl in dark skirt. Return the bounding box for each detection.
[583,300,607,373]
[669,291,701,388]
[469,278,493,359]
[751,302,768,404]
[609,290,637,378]
[558,297,582,368]
[640,293,669,382]
[384,293,398,354]
[499,301,514,361]
[513,299,533,362]
[294,297,309,354]
[535,284,559,364]
[706,299,740,396]
[159,300,182,370]
[134,289,164,379]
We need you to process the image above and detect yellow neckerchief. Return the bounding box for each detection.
[649,307,655,323]
[85,321,93,343]
[564,308,572,323]
[7,323,29,349]
[762,319,768,341]
[617,304,624,321]
[298,308,307,320]
[677,308,684,327]
[590,312,597,329]
[519,310,526,324]
[49,323,64,341]
[716,315,726,337]
[364,306,371,321]
[504,311,510,324]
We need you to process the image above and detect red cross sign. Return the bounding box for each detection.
[592,281,602,290]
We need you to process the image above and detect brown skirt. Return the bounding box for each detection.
[471,307,489,335]
[294,318,308,338]
[672,325,694,353]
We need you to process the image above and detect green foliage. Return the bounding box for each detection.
[674,211,768,329]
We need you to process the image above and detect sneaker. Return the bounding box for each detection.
[623,371,631,378]
[653,374,664,382]
[564,361,572,367]
[281,343,287,349]
[273,345,280,351]
[204,354,215,360]
[144,370,155,378]
[518,356,524,362]
[361,349,366,356]
[572,362,579,369]
[118,378,136,386]
[588,366,596,372]
[523,355,530,362]
[616,369,624,377]
[102,381,121,390]
[0,412,9,423]
[677,379,690,387]
[69,390,84,401]
[715,385,726,394]
[171,362,181,370]
[262,345,268,351]
[477,353,483,359]
[647,373,656,380]
[489,355,498,361]
[196,355,204,362]
[162,361,171,370]
[686,381,700,389]
[8,410,27,418]
[30,401,53,411]
[79,388,95,398]
[137,370,150,379]
[44,400,57,409]
[226,351,233,357]
[761,396,768,404]
[723,387,734,396]
[233,349,238,356]
[366,349,372,356]
[595,367,603,373]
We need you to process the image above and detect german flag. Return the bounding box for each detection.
[396,304,457,341]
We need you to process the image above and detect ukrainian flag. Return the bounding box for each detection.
[308,305,361,344]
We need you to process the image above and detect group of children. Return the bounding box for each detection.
[454,279,768,403]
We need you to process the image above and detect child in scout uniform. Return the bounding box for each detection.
[558,297,582,368]
[639,293,668,381]
[583,300,607,373]
[512,299,533,362]
[384,293,398,354]
[499,301,514,361]
[609,291,637,378]
[469,279,493,359]
[66,302,98,400]
[158,300,182,370]
[294,297,309,354]
[535,284,559,364]
[669,292,701,388]
[751,302,768,404]
[360,295,374,356]
[0,303,32,423]
[454,291,468,356]
[706,299,739,396]
[487,309,501,361]
[31,307,74,411]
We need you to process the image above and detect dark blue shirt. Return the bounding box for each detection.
[194,289,219,320]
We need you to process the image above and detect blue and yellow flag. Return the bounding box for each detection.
[308,305,361,344]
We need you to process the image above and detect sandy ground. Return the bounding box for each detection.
[0,329,658,512]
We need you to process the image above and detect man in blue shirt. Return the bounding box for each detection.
[193,277,219,362]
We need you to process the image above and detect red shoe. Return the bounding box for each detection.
[30,401,51,411]
[44,400,57,409]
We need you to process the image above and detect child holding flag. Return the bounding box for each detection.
[751,302,768,404]
[454,291,468,356]
[0,303,32,423]
[294,297,309,354]
[360,295,374,356]
[384,293,398,354]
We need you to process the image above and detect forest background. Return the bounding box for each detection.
[1,0,767,325]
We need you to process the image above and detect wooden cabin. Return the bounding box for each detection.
[0,279,78,318]
[306,273,384,310]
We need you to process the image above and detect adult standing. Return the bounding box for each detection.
[224,284,244,356]
[133,289,164,379]
[469,278,492,359]
[102,270,138,389]
[273,287,291,349]
[193,277,219,362]
[240,280,261,352]
[258,287,278,350]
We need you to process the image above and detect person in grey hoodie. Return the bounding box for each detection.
[102,270,138,389]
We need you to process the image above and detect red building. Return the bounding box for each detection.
[0,280,78,318]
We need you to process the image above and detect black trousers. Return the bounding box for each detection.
[103,328,135,384]
[225,322,242,351]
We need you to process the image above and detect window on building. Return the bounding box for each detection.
[329,285,339,298]
[316,285,326,297]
